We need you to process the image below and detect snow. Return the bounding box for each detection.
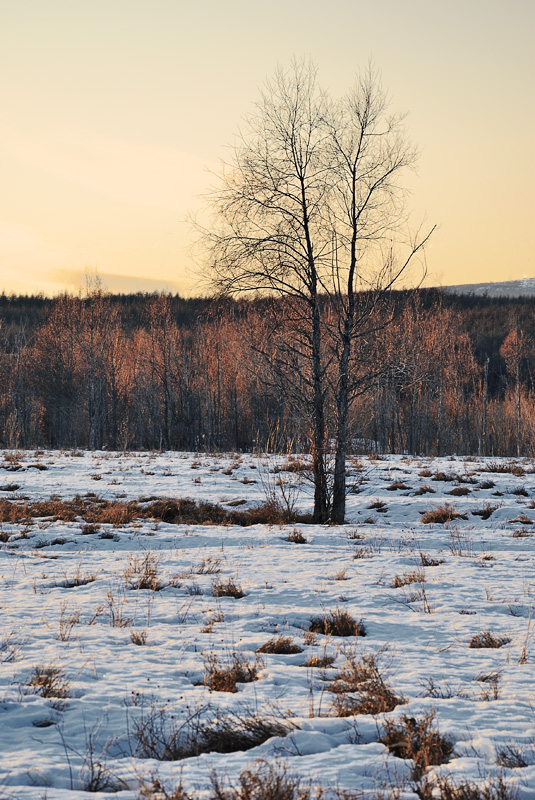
[1,450,535,798]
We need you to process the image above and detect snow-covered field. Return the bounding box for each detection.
[1,449,535,799]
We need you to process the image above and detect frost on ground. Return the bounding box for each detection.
[1,449,535,798]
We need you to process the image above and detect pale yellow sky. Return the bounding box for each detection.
[1,0,533,296]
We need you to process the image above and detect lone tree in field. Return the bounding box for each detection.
[203,62,433,523]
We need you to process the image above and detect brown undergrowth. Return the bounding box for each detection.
[0,496,311,527]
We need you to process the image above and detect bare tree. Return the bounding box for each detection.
[202,61,433,521]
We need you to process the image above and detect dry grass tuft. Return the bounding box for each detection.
[301,652,336,669]
[469,632,511,649]
[380,710,453,779]
[203,652,262,692]
[285,529,307,544]
[133,704,295,761]
[309,609,365,637]
[329,650,405,716]
[420,503,467,524]
[416,772,517,800]
[124,552,163,591]
[418,552,444,567]
[211,760,310,800]
[484,462,524,476]
[257,636,303,655]
[28,665,71,704]
[212,578,245,599]
[472,504,497,520]
[391,569,425,589]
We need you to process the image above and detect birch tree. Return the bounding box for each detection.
[202,61,433,522]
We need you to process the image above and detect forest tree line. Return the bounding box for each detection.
[1,287,534,457]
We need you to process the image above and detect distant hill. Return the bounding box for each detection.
[442,277,535,298]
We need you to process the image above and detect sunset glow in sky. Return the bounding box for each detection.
[1,0,534,296]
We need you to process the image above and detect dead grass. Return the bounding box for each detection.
[329,650,405,716]
[448,486,471,496]
[27,665,70,704]
[420,503,468,524]
[380,710,454,779]
[413,485,435,495]
[0,495,312,528]
[509,513,533,525]
[368,500,388,512]
[139,759,313,800]
[484,462,525,476]
[418,552,444,567]
[133,704,296,761]
[301,653,336,668]
[416,772,517,800]
[257,636,303,655]
[309,609,366,637]
[285,529,307,544]
[124,552,163,591]
[131,630,148,646]
[472,504,497,520]
[469,632,511,649]
[203,652,262,692]
[212,578,245,599]
[391,569,425,588]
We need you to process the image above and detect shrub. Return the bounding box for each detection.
[380,710,453,779]
[309,609,365,637]
[257,636,303,655]
[448,486,470,496]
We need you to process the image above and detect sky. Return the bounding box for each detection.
[1,0,534,297]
